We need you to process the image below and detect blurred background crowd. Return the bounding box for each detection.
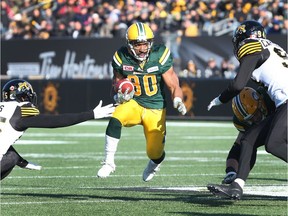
[1,0,287,79]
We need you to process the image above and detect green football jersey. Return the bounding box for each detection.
[112,44,173,109]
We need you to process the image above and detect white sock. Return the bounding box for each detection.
[234,178,245,189]
[104,135,119,165]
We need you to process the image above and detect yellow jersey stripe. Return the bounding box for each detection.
[113,51,122,66]
[159,48,170,65]
[238,42,262,59]
[21,107,40,117]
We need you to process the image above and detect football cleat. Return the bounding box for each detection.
[222,171,237,184]
[23,162,42,171]
[207,182,243,200]
[142,160,161,182]
[97,161,116,178]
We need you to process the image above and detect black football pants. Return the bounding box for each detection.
[237,102,287,181]
[1,146,28,180]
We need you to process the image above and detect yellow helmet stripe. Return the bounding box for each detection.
[159,47,170,65]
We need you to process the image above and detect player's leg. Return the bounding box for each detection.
[208,120,268,199]
[1,146,42,180]
[97,100,142,178]
[10,146,42,170]
[223,133,257,184]
[142,108,166,182]
[223,133,242,184]
[264,102,287,162]
[1,147,20,180]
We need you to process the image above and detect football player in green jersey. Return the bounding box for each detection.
[97,22,187,181]
[222,87,275,184]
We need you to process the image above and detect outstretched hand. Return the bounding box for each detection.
[207,96,222,111]
[93,100,115,119]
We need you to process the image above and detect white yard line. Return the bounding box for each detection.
[78,121,234,127]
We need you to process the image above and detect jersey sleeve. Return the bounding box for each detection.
[155,45,173,74]
[111,46,127,76]
[20,103,40,117]
[112,51,122,72]
[237,39,263,60]
[14,103,94,130]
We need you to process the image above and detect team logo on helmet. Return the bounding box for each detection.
[236,25,246,34]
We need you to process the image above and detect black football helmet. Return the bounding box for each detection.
[232,20,266,55]
[2,79,37,104]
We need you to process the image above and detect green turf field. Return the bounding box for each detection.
[0,120,287,216]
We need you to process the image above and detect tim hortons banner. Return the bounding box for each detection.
[1,35,285,79]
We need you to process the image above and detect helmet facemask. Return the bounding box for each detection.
[126,22,154,62]
[127,39,153,62]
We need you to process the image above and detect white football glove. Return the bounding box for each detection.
[93,100,115,119]
[173,97,187,115]
[207,96,222,111]
[114,89,135,104]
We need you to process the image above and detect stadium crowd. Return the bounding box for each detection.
[1,0,287,79]
[1,0,287,40]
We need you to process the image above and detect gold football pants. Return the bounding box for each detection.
[112,99,166,160]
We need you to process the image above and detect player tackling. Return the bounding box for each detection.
[0,79,115,180]
[207,20,287,200]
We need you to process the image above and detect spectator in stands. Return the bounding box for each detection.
[180,60,201,78]
[221,58,237,79]
[73,6,91,26]
[204,58,222,79]
[0,0,286,41]
[1,0,15,34]
[90,13,103,37]
[282,19,288,34]
[53,19,69,37]
[267,19,283,34]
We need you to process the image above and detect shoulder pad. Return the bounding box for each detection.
[112,46,128,67]
[151,45,171,66]
[237,39,262,60]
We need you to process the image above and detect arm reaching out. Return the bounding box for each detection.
[207,96,222,111]
[93,100,115,119]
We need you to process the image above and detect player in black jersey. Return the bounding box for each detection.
[207,20,287,200]
[0,79,115,180]
[222,87,275,184]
